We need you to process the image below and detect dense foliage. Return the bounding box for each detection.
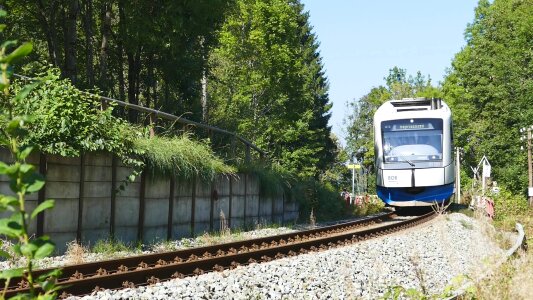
[208,0,335,178]
[2,0,337,181]
[0,13,61,298]
[6,71,235,181]
[442,0,533,194]
[11,69,135,158]
[3,0,230,121]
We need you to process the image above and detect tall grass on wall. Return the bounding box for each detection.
[133,135,235,180]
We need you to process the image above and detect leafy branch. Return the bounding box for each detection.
[0,10,61,300]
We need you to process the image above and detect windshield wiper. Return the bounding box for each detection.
[401,159,415,167]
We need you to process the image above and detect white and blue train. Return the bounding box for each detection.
[373,98,455,207]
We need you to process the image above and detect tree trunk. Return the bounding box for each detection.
[146,53,154,109]
[127,51,137,122]
[83,0,95,87]
[200,37,208,124]
[64,0,79,84]
[117,0,126,102]
[36,0,61,67]
[98,1,112,92]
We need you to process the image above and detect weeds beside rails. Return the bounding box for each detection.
[0,13,62,299]
[352,195,385,217]
[431,200,452,215]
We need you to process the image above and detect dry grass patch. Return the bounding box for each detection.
[65,240,88,265]
[462,212,532,300]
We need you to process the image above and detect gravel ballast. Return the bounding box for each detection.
[67,213,509,299]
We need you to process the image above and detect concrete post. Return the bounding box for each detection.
[77,153,85,242]
[167,176,175,240]
[137,172,146,241]
[110,155,117,237]
[37,153,47,237]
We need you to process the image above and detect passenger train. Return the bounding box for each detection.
[373,98,455,207]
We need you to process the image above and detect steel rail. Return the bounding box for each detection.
[3,212,438,297]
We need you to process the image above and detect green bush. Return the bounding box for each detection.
[352,197,385,217]
[11,69,136,158]
[8,69,235,181]
[291,179,348,222]
[492,187,531,226]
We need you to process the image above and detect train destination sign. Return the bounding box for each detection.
[398,124,427,130]
[382,118,442,132]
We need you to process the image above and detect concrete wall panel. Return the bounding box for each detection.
[214,176,230,196]
[230,217,244,229]
[85,153,112,166]
[195,180,211,198]
[259,197,272,218]
[49,232,77,254]
[232,174,246,195]
[84,182,112,198]
[116,167,141,183]
[114,197,140,227]
[84,166,112,182]
[145,178,171,198]
[246,175,259,196]
[1,149,295,253]
[144,197,168,227]
[46,155,80,166]
[172,224,192,239]
[116,182,141,198]
[82,229,109,243]
[194,197,211,223]
[231,196,245,218]
[245,195,259,218]
[46,164,80,182]
[44,198,78,232]
[143,226,167,243]
[82,197,110,229]
[194,222,209,235]
[45,182,79,199]
[175,180,193,197]
[114,226,137,243]
[273,195,284,215]
[173,197,192,223]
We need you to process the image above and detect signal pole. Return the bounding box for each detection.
[520,126,533,206]
[527,127,533,206]
[455,147,462,204]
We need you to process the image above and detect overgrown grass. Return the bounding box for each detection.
[455,190,533,300]
[91,239,141,255]
[237,161,294,197]
[133,135,235,180]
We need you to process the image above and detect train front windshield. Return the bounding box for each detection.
[382,118,443,163]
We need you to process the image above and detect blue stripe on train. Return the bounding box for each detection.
[377,183,455,205]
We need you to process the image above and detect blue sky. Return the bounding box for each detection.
[300,0,479,144]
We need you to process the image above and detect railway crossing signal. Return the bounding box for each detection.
[520,126,533,206]
[347,164,361,204]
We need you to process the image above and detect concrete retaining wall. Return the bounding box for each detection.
[0,150,299,253]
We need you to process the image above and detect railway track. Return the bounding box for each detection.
[3,211,435,298]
